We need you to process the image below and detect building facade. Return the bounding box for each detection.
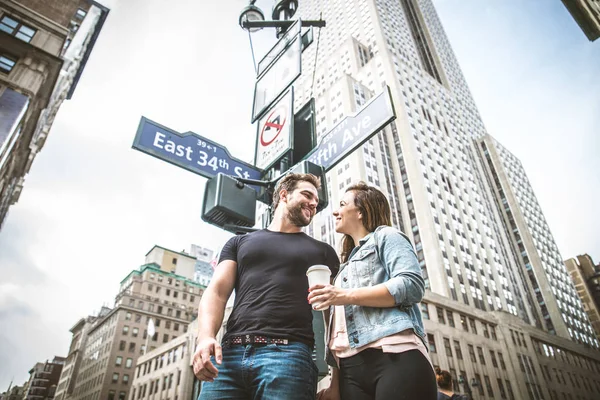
[23,356,66,400]
[286,0,600,398]
[0,0,108,228]
[565,254,600,344]
[561,0,600,41]
[53,247,206,400]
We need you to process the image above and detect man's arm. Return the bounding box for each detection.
[192,259,236,381]
[197,259,237,338]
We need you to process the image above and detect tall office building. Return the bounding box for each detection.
[561,0,600,41]
[289,0,600,398]
[54,246,205,400]
[564,254,600,344]
[0,0,108,228]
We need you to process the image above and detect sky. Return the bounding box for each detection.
[0,0,598,390]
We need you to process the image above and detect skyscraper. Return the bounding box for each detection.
[289,0,600,397]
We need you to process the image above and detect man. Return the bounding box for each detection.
[193,173,340,399]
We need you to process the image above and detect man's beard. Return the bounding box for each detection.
[287,202,313,227]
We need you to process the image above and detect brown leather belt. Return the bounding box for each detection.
[224,334,289,347]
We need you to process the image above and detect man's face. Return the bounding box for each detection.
[283,181,319,227]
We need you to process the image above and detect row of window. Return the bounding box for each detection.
[145,284,196,302]
[125,303,188,320]
[135,343,187,378]
[131,370,182,400]
[421,302,497,339]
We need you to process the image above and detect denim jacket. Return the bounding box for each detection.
[325,226,427,367]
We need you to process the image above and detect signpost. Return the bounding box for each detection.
[251,20,302,122]
[132,117,262,181]
[304,88,396,172]
[255,89,294,170]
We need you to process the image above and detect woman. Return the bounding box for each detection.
[436,368,467,400]
[308,182,436,400]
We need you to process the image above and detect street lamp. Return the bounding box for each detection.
[239,0,265,32]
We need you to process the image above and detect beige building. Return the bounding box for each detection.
[565,254,600,344]
[0,0,108,228]
[54,246,206,400]
[561,0,600,41]
[145,246,197,281]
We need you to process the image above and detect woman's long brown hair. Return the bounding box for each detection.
[340,182,392,263]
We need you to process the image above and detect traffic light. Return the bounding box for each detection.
[201,173,256,232]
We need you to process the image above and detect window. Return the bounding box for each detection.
[123,374,129,384]
[468,345,477,363]
[490,350,498,368]
[108,391,115,400]
[484,375,494,397]
[477,347,486,365]
[122,326,129,335]
[112,373,119,383]
[129,342,136,353]
[444,338,452,357]
[174,323,180,331]
[126,358,133,368]
[163,334,169,343]
[446,310,455,327]
[0,54,17,74]
[454,340,463,359]
[437,307,445,324]
[119,341,126,351]
[0,16,36,43]
[427,333,436,352]
[132,328,139,337]
[115,356,123,366]
[498,352,506,370]
[118,392,126,400]
[125,312,132,320]
[498,378,507,399]
[474,373,484,395]
[469,318,477,334]
[420,303,429,319]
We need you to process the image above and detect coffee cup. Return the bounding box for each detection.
[306,265,331,310]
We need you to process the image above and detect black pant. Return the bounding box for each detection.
[339,349,437,400]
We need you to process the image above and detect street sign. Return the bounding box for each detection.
[255,89,294,170]
[252,26,302,123]
[132,117,262,181]
[257,19,301,77]
[304,87,396,172]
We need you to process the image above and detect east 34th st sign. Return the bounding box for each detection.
[132,117,262,182]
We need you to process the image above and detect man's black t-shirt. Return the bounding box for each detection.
[219,229,340,347]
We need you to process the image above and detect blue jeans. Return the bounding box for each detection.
[198,342,318,400]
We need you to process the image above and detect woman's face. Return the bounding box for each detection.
[333,190,363,234]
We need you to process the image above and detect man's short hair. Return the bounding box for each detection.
[272,173,321,210]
